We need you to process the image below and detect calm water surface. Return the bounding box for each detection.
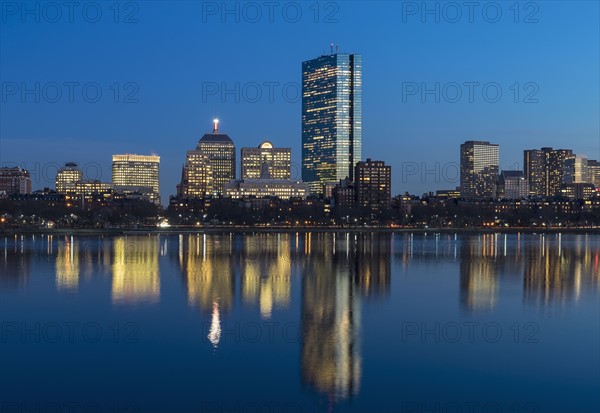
[1,233,599,413]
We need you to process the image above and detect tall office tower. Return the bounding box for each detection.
[55,162,83,194]
[460,141,499,198]
[564,155,590,184]
[195,119,236,195]
[177,150,213,198]
[524,147,574,196]
[302,50,362,194]
[241,141,292,179]
[548,149,574,193]
[0,167,31,195]
[523,149,546,195]
[355,159,392,212]
[111,154,160,203]
[588,160,600,188]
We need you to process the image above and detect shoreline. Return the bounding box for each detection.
[2,227,599,236]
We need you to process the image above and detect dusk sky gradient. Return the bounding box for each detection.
[1,0,598,203]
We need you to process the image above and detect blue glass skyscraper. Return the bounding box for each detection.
[302,51,362,194]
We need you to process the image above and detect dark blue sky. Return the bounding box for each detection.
[1,1,598,202]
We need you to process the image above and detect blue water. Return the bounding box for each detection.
[1,233,598,413]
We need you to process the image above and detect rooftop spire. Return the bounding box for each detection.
[213,118,219,133]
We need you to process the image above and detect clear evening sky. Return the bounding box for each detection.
[1,1,598,203]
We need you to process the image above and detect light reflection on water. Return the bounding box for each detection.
[0,232,598,412]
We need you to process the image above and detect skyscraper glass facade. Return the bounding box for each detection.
[564,155,590,184]
[302,53,362,194]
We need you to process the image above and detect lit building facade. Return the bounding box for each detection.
[0,167,32,195]
[302,52,362,193]
[241,141,291,179]
[460,141,499,198]
[523,149,545,195]
[436,189,461,199]
[588,160,600,188]
[225,179,309,200]
[177,120,235,198]
[177,150,213,198]
[497,170,529,199]
[564,155,590,184]
[524,147,573,196]
[197,120,236,195]
[354,159,391,212]
[226,155,309,200]
[561,183,595,200]
[65,179,113,206]
[112,154,160,203]
[71,180,112,196]
[55,162,83,194]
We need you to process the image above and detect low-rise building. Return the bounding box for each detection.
[0,167,32,195]
[561,183,595,200]
[497,171,529,199]
[332,178,356,211]
[225,179,309,200]
[64,179,113,207]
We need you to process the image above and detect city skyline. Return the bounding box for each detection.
[3,99,598,203]
[1,2,598,203]
[2,121,599,203]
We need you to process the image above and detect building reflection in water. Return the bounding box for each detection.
[459,234,500,312]
[56,236,80,290]
[2,232,598,402]
[523,234,599,307]
[452,233,599,312]
[178,234,235,314]
[0,235,31,289]
[112,236,160,304]
[352,233,392,299]
[240,233,291,319]
[207,301,221,348]
[56,236,113,291]
[300,232,391,403]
